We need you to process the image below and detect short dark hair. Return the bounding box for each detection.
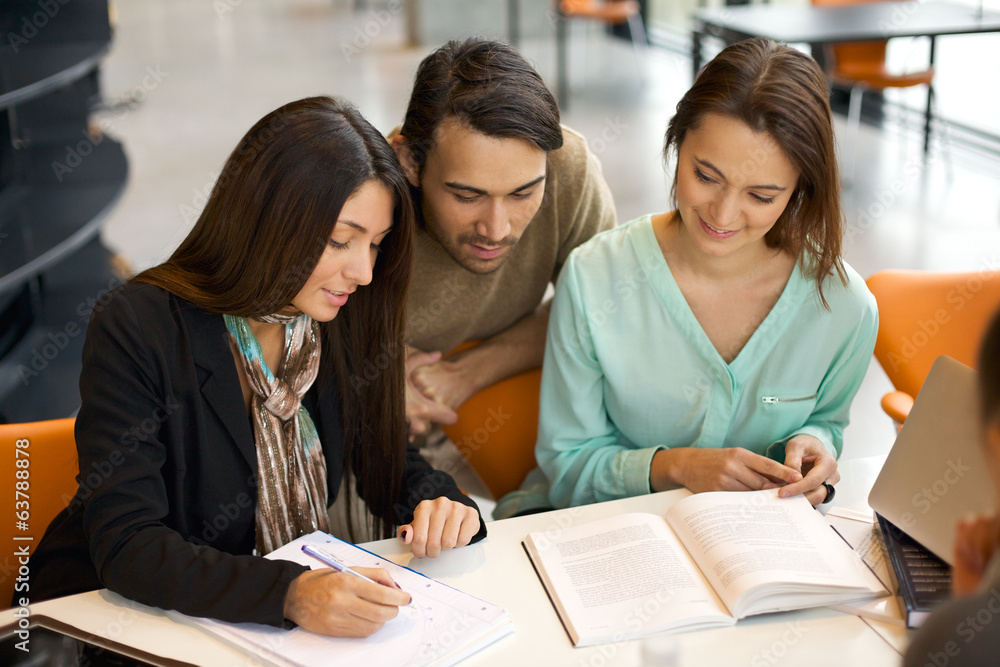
[664,38,846,307]
[399,37,563,170]
[980,307,1000,429]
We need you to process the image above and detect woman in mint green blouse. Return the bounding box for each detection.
[495,38,877,518]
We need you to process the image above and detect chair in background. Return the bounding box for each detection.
[438,341,541,501]
[866,270,1000,428]
[555,0,647,106]
[1,418,78,608]
[812,0,936,184]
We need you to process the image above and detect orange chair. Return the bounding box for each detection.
[866,270,1000,426]
[812,0,936,183]
[438,341,541,500]
[555,0,647,105]
[1,418,79,609]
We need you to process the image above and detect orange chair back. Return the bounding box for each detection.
[867,270,1000,399]
[1,418,78,609]
[559,0,637,24]
[439,342,541,500]
[812,0,890,78]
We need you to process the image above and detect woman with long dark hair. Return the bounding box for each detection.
[31,97,484,637]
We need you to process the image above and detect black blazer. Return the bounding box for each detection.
[31,283,484,626]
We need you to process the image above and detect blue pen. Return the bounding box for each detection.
[301,543,415,607]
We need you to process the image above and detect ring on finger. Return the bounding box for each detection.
[820,482,836,504]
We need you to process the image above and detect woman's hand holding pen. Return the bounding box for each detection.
[283,567,411,637]
[398,497,481,558]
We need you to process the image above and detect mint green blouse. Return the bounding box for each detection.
[533,215,878,511]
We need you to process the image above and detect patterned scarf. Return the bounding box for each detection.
[224,313,330,554]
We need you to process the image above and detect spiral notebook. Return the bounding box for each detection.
[171,531,512,667]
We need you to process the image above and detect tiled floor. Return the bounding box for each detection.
[95,1,1000,517]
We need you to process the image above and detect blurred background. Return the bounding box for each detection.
[2,0,999,513]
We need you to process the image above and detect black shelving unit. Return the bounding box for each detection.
[0,1,126,422]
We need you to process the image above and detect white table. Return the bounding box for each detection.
[3,456,908,666]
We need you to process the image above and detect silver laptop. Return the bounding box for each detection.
[868,355,995,565]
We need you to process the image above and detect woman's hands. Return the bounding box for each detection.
[283,567,411,637]
[651,446,803,494]
[397,497,481,558]
[953,513,1000,596]
[650,435,839,506]
[776,434,840,505]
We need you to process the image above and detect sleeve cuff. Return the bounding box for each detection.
[273,561,310,628]
[617,446,664,497]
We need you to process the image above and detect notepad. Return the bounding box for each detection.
[172,531,512,667]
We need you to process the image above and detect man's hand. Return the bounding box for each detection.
[404,303,551,436]
[410,353,478,413]
[405,347,457,437]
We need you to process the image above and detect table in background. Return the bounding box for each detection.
[691,1,1000,152]
[3,455,904,666]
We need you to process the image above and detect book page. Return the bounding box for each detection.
[664,489,885,618]
[524,512,732,646]
[171,532,511,667]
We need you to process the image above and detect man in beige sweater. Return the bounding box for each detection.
[391,38,616,437]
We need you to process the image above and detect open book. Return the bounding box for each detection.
[522,489,887,647]
[171,531,512,667]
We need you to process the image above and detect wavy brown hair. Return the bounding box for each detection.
[133,96,414,540]
[664,38,847,306]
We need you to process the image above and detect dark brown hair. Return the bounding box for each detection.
[399,37,563,171]
[980,307,1000,429]
[133,96,414,540]
[664,38,847,305]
